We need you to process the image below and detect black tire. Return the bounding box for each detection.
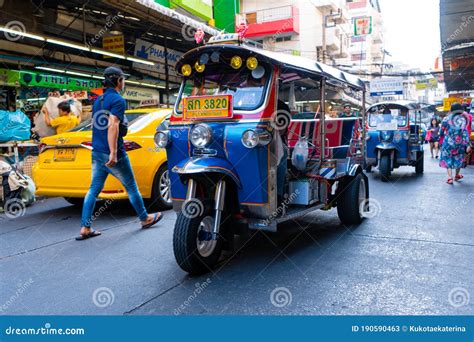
[173,199,223,275]
[337,173,368,225]
[146,164,173,211]
[64,197,83,207]
[415,151,424,174]
[379,154,391,182]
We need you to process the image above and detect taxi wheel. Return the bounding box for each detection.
[147,165,173,211]
[337,173,368,225]
[379,154,391,182]
[173,199,223,275]
[64,197,83,207]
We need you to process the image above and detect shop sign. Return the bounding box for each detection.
[353,16,372,36]
[0,68,20,87]
[123,86,160,102]
[103,35,125,56]
[19,71,102,91]
[415,78,437,90]
[442,97,472,111]
[369,78,403,96]
[133,39,183,78]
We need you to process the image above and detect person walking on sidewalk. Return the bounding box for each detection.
[427,117,440,158]
[77,67,163,240]
[439,103,472,185]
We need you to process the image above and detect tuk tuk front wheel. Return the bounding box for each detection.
[415,151,424,174]
[173,200,223,275]
[337,173,369,225]
[379,154,391,182]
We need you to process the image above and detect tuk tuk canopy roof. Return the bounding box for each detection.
[368,101,421,111]
[176,44,367,91]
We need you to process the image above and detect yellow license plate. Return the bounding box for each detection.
[54,148,76,161]
[183,95,233,120]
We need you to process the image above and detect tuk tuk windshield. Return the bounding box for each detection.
[177,65,270,113]
[368,107,408,130]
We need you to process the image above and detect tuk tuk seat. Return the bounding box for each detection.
[287,118,359,160]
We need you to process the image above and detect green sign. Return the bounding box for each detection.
[18,70,102,91]
[0,68,20,87]
[353,16,372,36]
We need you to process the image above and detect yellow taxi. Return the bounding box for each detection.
[32,107,172,210]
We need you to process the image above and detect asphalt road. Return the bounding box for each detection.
[1,150,473,315]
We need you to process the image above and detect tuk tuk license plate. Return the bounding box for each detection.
[183,95,233,120]
[54,148,76,161]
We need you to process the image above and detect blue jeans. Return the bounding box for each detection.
[81,151,148,228]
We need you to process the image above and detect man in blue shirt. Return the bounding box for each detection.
[77,67,163,240]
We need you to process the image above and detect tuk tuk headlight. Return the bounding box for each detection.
[241,129,272,148]
[190,124,212,148]
[154,131,170,148]
[402,132,410,140]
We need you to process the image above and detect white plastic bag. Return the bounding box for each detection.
[33,96,82,137]
[291,137,309,171]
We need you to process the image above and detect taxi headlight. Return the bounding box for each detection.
[241,129,272,148]
[154,131,170,148]
[190,124,212,148]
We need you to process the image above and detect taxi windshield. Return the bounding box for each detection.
[176,64,270,113]
[368,107,408,129]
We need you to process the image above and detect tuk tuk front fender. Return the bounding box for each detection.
[172,157,241,188]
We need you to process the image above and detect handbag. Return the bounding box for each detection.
[425,129,432,142]
[99,95,128,137]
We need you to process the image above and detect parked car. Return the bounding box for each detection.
[33,108,172,210]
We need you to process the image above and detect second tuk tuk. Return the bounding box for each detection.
[366,101,424,181]
[155,34,371,274]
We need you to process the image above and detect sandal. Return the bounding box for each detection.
[75,230,101,241]
[447,178,454,184]
[455,174,464,181]
[141,212,163,229]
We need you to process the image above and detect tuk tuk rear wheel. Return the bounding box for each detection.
[173,200,223,275]
[379,154,391,182]
[337,173,368,225]
[415,151,424,174]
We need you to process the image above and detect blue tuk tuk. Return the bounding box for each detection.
[155,34,371,274]
[366,101,424,181]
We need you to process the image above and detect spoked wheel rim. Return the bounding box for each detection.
[159,169,172,204]
[196,216,217,258]
[358,177,367,215]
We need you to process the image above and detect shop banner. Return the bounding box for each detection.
[19,71,102,91]
[354,16,372,36]
[102,35,125,56]
[443,97,472,111]
[122,86,160,102]
[415,78,438,90]
[133,38,183,78]
[0,315,472,341]
[0,68,20,87]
